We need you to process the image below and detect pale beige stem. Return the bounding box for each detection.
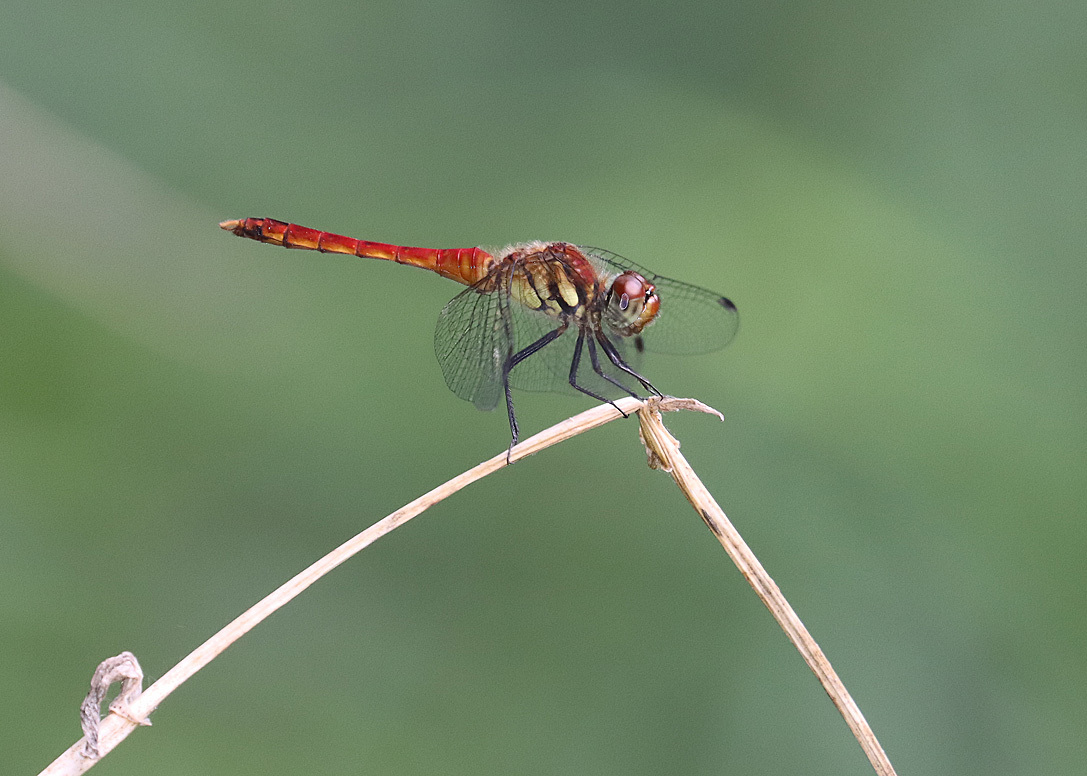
[40,397,645,776]
[637,399,897,776]
[42,396,896,776]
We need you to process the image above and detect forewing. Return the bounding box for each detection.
[581,247,739,355]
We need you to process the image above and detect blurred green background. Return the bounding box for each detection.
[2,1,1083,774]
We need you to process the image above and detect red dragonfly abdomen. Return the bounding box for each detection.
[220,218,495,287]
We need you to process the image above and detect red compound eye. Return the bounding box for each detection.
[611,272,647,310]
[607,271,659,335]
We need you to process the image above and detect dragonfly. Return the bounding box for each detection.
[220,217,739,451]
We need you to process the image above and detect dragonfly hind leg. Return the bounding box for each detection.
[502,323,569,459]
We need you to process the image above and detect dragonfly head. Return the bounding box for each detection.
[604,271,660,336]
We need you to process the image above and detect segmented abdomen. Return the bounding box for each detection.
[220,217,494,287]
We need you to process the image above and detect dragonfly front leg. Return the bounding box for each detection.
[595,332,662,397]
[585,335,642,399]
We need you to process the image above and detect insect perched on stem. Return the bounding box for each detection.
[221,218,739,450]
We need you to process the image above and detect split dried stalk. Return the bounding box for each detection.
[637,399,897,776]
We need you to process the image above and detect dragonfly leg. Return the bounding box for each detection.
[595,332,662,397]
[585,335,642,399]
[508,325,567,369]
[504,377,519,463]
[567,332,629,418]
[503,324,568,460]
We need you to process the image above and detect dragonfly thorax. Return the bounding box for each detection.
[502,242,600,318]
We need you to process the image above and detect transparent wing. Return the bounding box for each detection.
[434,280,510,411]
[435,263,652,408]
[502,312,648,400]
[501,300,579,395]
[581,247,739,355]
[496,265,650,400]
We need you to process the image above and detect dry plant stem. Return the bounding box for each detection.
[44,396,895,776]
[637,401,898,776]
[40,396,647,776]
